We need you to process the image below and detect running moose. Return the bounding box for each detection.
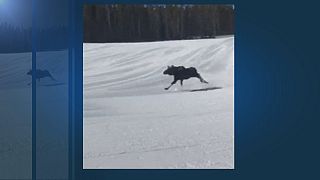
[163,65,208,90]
[27,69,56,82]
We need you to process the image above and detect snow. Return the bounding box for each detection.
[83,37,234,169]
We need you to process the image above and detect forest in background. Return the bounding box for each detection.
[84,5,234,43]
[0,23,31,53]
[0,5,234,53]
[0,23,67,53]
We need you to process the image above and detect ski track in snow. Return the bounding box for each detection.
[83,37,234,169]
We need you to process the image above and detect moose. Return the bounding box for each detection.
[27,69,56,82]
[163,65,208,90]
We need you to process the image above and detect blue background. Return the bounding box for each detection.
[0,0,319,179]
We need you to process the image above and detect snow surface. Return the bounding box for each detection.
[83,37,234,169]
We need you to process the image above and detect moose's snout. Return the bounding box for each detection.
[163,70,168,75]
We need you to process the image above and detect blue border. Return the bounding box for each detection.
[74,0,84,179]
[32,0,37,179]
[69,0,75,179]
[21,0,320,179]
[13,0,319,179]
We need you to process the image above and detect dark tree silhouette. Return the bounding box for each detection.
[0,23,68,53]
[83,5,234,43]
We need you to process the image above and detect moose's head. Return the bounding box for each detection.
[163,65,176,75]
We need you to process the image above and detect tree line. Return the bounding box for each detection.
[0,23,67,53]
[0,23,31,53]
[84,5,234,43]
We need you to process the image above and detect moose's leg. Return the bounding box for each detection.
[165,79,178,90]
[49,74,56,81]
[196,73,208,84]
[180,80,183,86]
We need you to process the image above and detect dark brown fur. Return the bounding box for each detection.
[163,65,208,90]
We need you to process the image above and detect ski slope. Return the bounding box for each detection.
[83,37,234,169]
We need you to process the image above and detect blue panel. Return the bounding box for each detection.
[0,0,32,179]
[34,0,69,179]
[76,0,320,179]
[1,0,317,179]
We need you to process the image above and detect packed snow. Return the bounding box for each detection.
[83,37,234,169]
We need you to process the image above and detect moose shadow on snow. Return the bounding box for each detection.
[185,86,223,92]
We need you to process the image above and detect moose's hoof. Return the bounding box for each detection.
[164,88,169,90]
